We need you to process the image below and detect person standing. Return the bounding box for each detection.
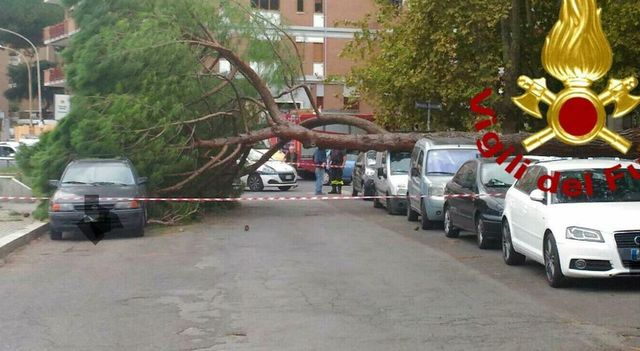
[313,147,327,195]
[328,149,345,194]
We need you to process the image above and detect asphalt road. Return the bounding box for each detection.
[0,181,638,350]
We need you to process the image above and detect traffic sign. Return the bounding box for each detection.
[415,102,442,110]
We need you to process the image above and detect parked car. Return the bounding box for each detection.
[373,151,412,215]
[48,159,148,240]
[502,159,640,287]
[242,149,298,191]
[443,158,517,249]
[407,138,479,229]
[0,143,17,168]
[352,151,378,198]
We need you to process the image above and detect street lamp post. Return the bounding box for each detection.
[0,45,33,128]
[0,28,43,123]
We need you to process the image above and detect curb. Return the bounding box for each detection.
[0,222,49,260]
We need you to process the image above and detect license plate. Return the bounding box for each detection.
[285,175,293,180]
[632,249,640,262]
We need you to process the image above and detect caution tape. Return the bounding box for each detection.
[285,162,348,169]
[0,193,506,203]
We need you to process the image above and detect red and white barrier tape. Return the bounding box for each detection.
[285,162,347,169]
[0,193,505,203]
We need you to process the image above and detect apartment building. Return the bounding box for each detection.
[40,0,379,115]
[246,0,378,114]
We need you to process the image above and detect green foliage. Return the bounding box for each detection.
[0,0,64,47]
[19,0,296,220]
[344,0,640,132]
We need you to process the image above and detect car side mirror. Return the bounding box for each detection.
[137,177,148,185]
[529,189,546,203]
[48,179,59,188]
[411,167,420,177]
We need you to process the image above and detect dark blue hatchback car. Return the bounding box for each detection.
[48,159,148,240]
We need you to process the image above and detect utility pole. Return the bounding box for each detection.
[0,45,33,128]
[0,28,43,123]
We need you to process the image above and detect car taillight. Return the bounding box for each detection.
[51,203,61,212]
[130,200,140,209]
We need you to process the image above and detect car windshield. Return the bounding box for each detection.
[553,169,640,203]
[481,163,516,188]
[390,152,411,175]
[61,163,136,185]
[248,149,265,162]
[426,149,478,175]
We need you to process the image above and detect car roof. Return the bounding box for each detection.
[417,137,477,147]
[71,158,131,164]
[533,158,637,171]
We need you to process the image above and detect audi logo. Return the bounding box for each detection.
[634,236,640,247]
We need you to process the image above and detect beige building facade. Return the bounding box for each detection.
[246,0,379,114]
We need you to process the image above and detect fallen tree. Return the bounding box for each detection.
[19,0,640,222]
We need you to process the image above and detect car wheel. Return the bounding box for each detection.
[278,186,292,191]
[502,220,526,265]
[247,174,264,192]
[420,200,435,230]
[443,206,459,238]
[407,196,419,222]
[373,195,384,208]
[364,184,375,201]
[50,229,62,241]
[476,216,491,249]
[544,234,567,288]
[132,225,145,237]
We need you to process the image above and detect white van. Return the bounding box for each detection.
[407,138,479,229]
[373,151,412,215]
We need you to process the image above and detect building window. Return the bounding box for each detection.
[313,63,324,78]
[251,0,279,11]
[314,0,323,13]
[297,0,304,12]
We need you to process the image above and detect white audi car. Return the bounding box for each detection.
[502,159,640,287]
[242,149,298,192]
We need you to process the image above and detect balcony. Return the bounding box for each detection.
[44,66,66,88]
[43,18,78,47]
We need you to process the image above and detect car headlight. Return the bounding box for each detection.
[566,227,604,243]
[429,185,445,197]
[365,169,376,177]
[259,165,277,175]
[51,202,74,212]
[115,200,141,209]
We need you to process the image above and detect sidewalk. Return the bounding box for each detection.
[0,177,48,260]
[0,202,38,241]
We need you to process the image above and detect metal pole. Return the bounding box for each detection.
[427,107,431,132]
[0,46,33,128]
[0,28,42,123]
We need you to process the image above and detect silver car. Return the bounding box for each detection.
[407,138,479,230]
